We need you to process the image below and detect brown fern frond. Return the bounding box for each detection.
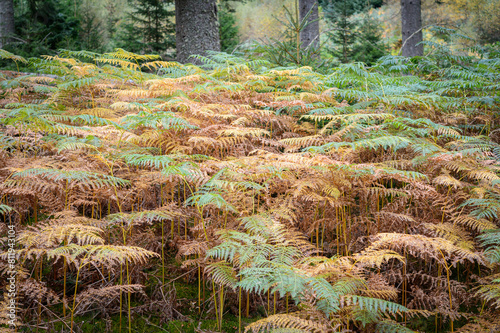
[0,300,17,331]
[366,233,482,265]
[18,278,60,306]
[74,284,145,313]
[176,240,210,259]
[433,173,464,189]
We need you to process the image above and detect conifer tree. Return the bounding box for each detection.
[351,12,388,65]
[321,0,385,63]
[7,0,79,56]
[323,0,358,63]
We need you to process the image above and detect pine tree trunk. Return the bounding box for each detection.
[0,0,15,48]
[401,0,423,57]
[299,0,319,49]
[175,0,220,63]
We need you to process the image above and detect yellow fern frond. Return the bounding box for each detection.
[433,174,463,188]
[141,61,178,70]
[43,55,78,66]
[245,312,329,333]
[454,215,497,231]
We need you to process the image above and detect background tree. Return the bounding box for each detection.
[119,0,175,57]
[0,0,15,48]
[174,0,220,63]
[446,0,500,44]
[7,0,79,57]
[323,0,357,63]
[219,1,240,53]
[401,0,423,57]
[351,12,388,65]
[322,0,384,63]
[247,0,325,68]
[299,0,319,49]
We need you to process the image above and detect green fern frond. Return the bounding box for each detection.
[349,295,408,314]
[308,136,413,153]
[206,261,238,289]
[58,77,98,90]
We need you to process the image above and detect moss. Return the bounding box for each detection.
[22,312,260,333]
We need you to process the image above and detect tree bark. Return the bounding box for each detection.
[299,0,319,49]
[0,0,15,48]
[175,0,220,64]
[401,0,423,57]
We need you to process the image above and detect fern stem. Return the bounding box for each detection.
[321,218,325,252]
[267,290,270,315]
[120,263,123,333]
[403,246,407,325]
[212,280,220,331]
[342,204,348,255]
[238,286,242,333]
[312,205,318,246]
[273,292,276,315]
[335,207,340,255]
[198,207,209,243]
[438,249,454,332]
[219,286,224,331]
[70,252,90,333]
[38,259,42,325]
[198,263,201,313]
[64,179,70,210]
[63,259,67,317]
[127,260,132,333]
[246,291,250,317]
[162,219,165,285]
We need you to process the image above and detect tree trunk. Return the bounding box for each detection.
[401,0,423,57]
[175,0,220,64]
[299,0,319,49]
[0,0,15,48]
